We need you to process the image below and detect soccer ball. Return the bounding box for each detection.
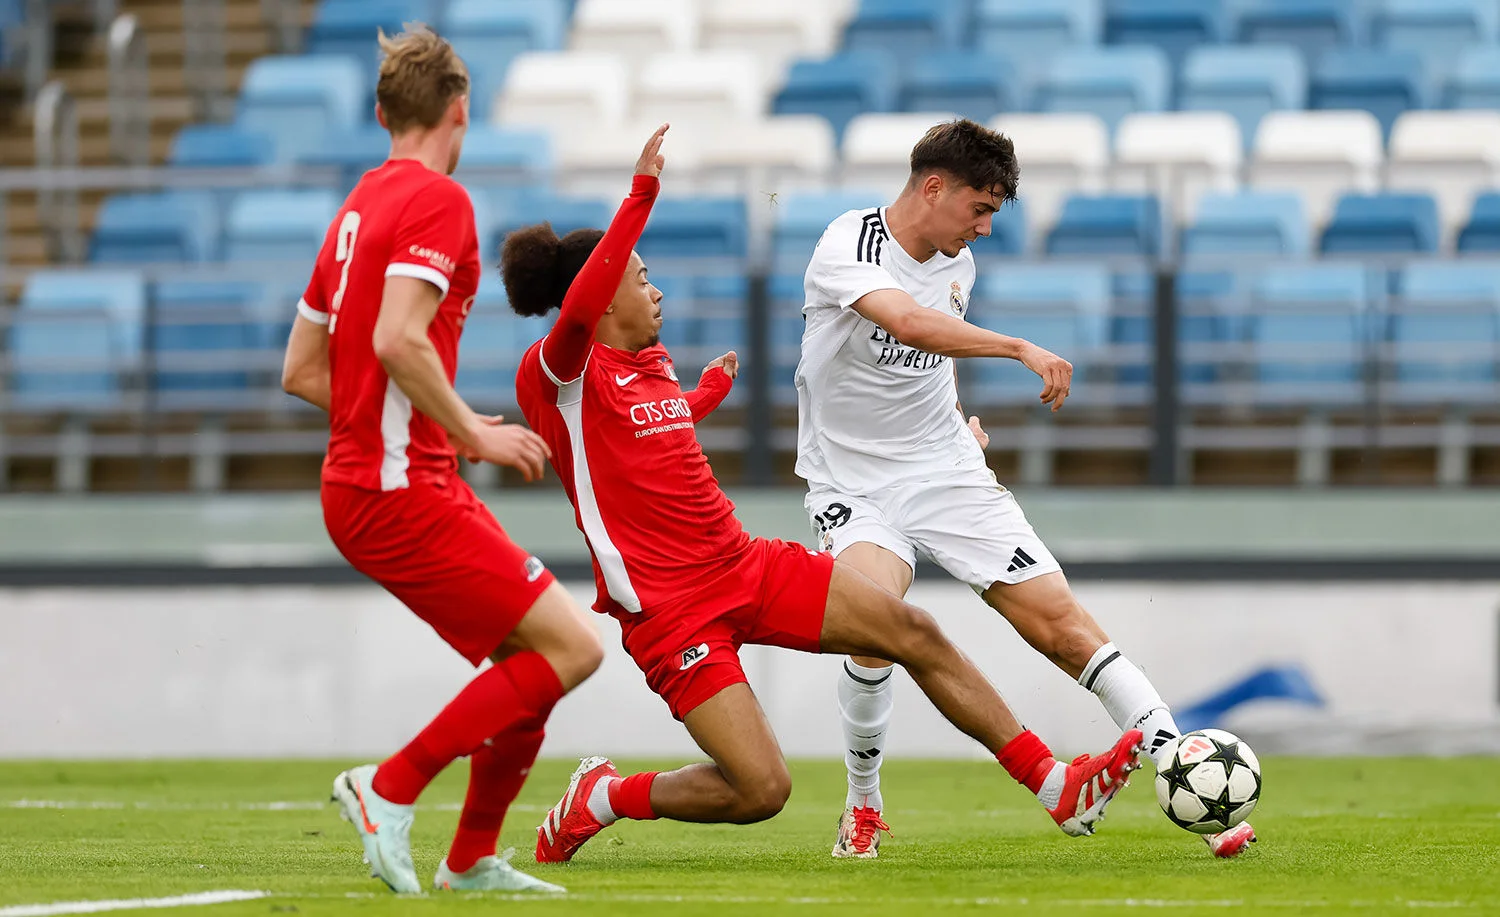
[1154,728,1261,835]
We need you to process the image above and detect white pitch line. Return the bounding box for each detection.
[4,800,541,813]
[0,890,266,917]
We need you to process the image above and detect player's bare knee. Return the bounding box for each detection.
[734,770,791,823]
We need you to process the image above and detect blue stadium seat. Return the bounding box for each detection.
[1110,269,1239,386]
[10,270,147,409]
[1103,0,1226,72]
[974,0,1101,91]
[1235,0,1360,66]
[636,198,748,260]
[770,191,881,276]
[455,274,550,406]
[151,281,272,400]
[1178,46,1307,148]
[444,0,567,108]
[236,55,366,161]
[1249,263,1371,396]
[1309,49,1426,139]
[1182,191,1309,256]
[768,273,808,405]
[169,124,276,167]
[307,0,434,67]
[294,124,391,193]
[1319,193,1439,254]
[898,52,1017,123]
[1045,195,1162,256]
[1372,0,1495,86]
[968,200,1027,258]
[1033,46,1170,133]
[493,192,611,242]
[968,265,1111,403]
[840,0,966,59]
[456,126,552,173]
[90,192,220,263]
[1457,193,1500,252]
[1388,261,1500,389]
[0,0,21,68]
[772,52,899,141]
[224,190,340,262]
[1444,47,1500,109]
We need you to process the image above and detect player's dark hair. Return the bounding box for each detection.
[499,223,605,317]
[908,119,1020,203]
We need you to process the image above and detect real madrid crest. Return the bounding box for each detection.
[949,281,967,317]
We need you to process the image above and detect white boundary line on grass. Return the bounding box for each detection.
[4,800,540,813]
[0,891,267,917]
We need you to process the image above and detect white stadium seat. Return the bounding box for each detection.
[1249,110,1383,229]
[700,0,844,79]
[841,112,959,197]
[1387,111,1500,243]
[634,51,767,128]
[569,0,698,59]
[989,113,1110,236]
[694,115,838,195]
[493,51,631,134]
[550,121,706,196]
[1112,112,1242,222]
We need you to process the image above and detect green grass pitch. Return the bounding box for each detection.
[2,758,1497,916]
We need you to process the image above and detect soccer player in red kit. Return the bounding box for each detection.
[507,125,1144,864]
[279,26,600,895]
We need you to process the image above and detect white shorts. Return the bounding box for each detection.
[805,470,1062,592]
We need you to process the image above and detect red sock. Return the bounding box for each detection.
[607,771,659,821]
[996,730,1056,794]
[445,714,547,873]
[373,651,565,805]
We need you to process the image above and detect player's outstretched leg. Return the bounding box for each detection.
[984,573,1256,854]
[821,561,1144,836]
[536,683,793,863]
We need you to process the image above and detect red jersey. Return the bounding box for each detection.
[299,159,481,491]
[515,175,737,616]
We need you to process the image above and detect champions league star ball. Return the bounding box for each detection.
[1154,729,1261,835]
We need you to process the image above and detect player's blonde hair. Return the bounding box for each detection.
[375,24,469,134]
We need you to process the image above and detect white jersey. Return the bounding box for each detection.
[794,206,989,495]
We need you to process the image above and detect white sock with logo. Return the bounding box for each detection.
[586,776,619,826]
[1079,642,1181,767]
[839,658,894,811]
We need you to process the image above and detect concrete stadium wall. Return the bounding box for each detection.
[2,581,1496,759]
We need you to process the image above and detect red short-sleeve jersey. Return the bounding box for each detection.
[299,159,481,491]
[515,339,751,617]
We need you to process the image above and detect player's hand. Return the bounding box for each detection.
[968,415,989,449]
[1018,343,1073,412]
[454,415,552,482]
[705,350,738,381]
[635,123,668,178]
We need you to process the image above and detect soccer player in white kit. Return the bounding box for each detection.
[795,119,1256,860]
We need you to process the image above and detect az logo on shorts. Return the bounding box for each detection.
[679,643,711,671]
[524,556,546,583]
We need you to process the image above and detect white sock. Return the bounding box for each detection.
[1037,760,1067,810]
[838,658,894,811]
[586,776,619,826]
[1079,642,1182,767]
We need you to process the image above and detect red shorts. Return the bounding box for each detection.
[321,476,556,666]
[616,537,835,721]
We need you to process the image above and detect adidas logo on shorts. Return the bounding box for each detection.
[1006,547,1038,573]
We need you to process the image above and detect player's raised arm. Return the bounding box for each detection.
[852,290,1074,412]
[536,124,667,383]
[686,350,737,421]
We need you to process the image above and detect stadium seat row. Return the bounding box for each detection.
[18,256,1500,410]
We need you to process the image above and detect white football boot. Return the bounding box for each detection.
[435,848,566,893]
[330,764,420,894]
